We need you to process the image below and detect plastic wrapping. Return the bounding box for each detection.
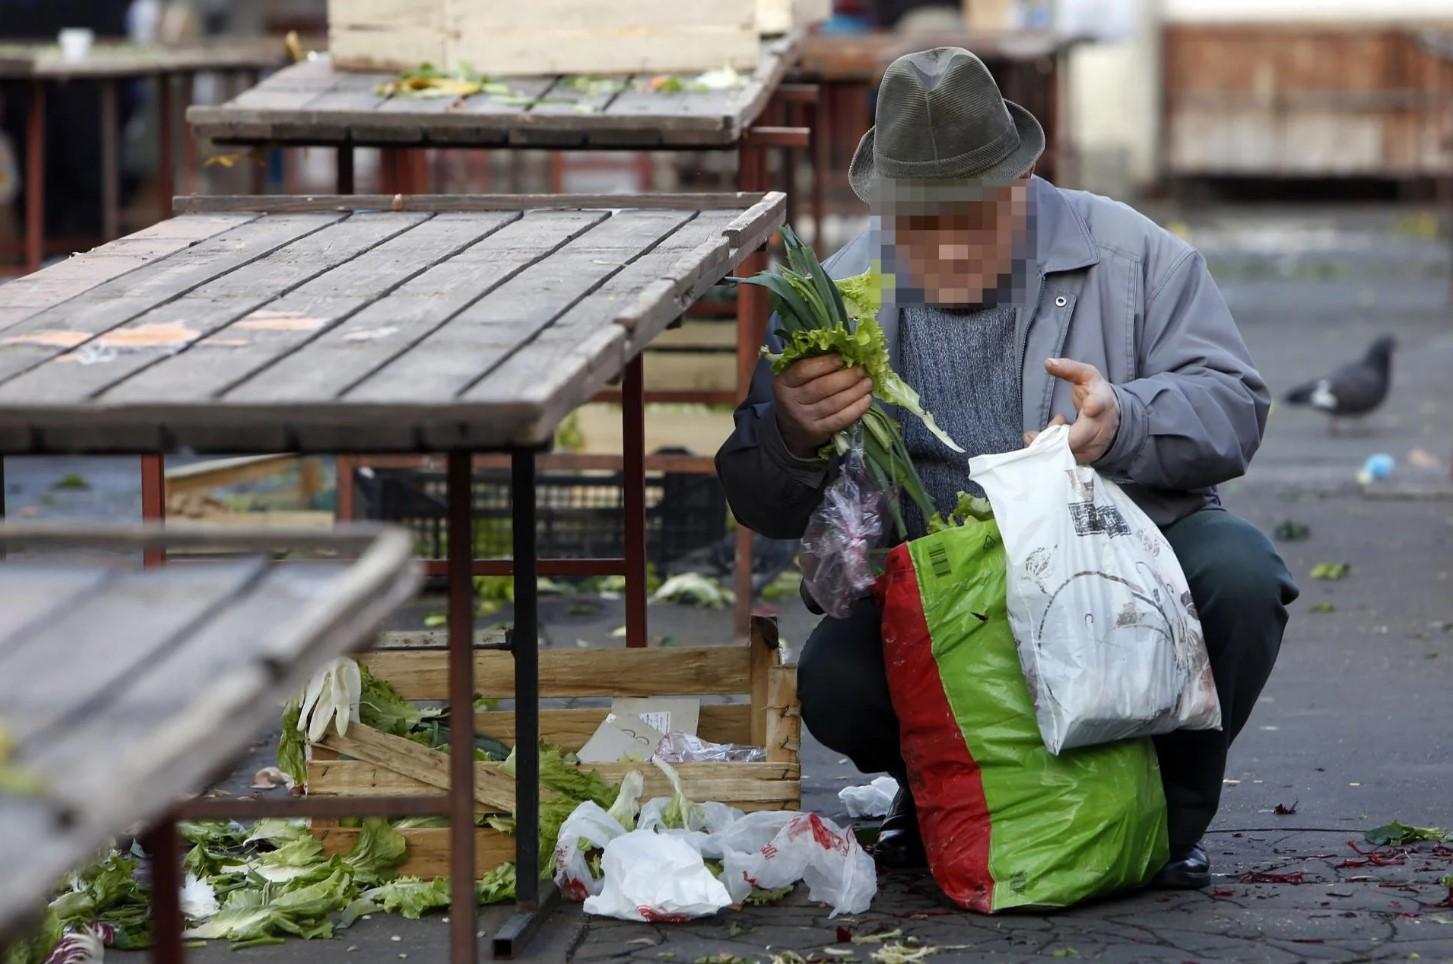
[559,796,876,920]
[653,731,766,764]
[838,775,900,818]
[878,516,1169,912]
[799,438,886,619]
[968,425,1221,753]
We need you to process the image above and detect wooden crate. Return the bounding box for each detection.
[328,0,762,75]
[306,618,799,878]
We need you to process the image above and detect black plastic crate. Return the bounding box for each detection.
[351,457,727,567]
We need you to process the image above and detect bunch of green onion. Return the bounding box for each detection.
[734,226,963,538]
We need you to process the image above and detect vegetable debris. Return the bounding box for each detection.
[734,227,962,538]
[375,63,512,99]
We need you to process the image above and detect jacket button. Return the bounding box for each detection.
[1055,295,1068,307]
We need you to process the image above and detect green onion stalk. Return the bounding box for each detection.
[732,225,963,539]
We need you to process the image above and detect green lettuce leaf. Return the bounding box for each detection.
[340,817,408,886]
[835,265,885,322]
[361,877,451,919]
[277,700,308,788]
[1365,822,1449,846]
[476,864,516,904]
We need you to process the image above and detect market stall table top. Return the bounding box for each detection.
[0,190,784,960]
[0,191,782,453]
[0,36,293,79]
[186,35,801,149]
[0,36,296,275]
[0,523,419,945]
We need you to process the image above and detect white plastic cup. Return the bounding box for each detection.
[58,28,95,62]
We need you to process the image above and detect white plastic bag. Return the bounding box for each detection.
[552,801,626,901]
[720,812,876,917]
[837,775,900,818]
[582,830,733,922]
[968,425,1221,754]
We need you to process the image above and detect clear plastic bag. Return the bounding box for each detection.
[799,435,886,619]
[653,731,766,764]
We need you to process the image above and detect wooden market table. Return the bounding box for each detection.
[0,190,784,961]
[0,36,293,274]
[0,524,420,954]
[186,36,812,636]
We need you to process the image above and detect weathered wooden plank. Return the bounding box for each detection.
[24,564,341,795]
[472,702,753,751]
[0,215,260,333]
[346,208,694,405]
[317,724,523,812]
[316,825,514,879]
[361,644,751,700]
[299,68,390,115]
[101,213,514,405]
[0,214,342,387]
[170,192,772,214]
[0,559,269,746]
[223,209,602,405]
[309,760,800,807]
[0,213,428,404]
[0,563,118,658]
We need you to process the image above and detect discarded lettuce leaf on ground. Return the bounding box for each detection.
[1311,561,1350,581]
[1273,519,1310,541]
[652,572,735,609]
[1364,821,1450,846]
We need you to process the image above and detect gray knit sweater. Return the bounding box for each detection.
[899,300,1023,537]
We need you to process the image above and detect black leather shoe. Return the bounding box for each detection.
[873,787,927,868]
[1152,844,1211,890]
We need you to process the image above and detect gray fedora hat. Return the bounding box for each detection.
[849,47,1045,204]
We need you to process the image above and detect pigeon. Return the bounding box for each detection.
[1284,335,1395,431]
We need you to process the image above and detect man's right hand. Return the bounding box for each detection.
[772,353,875,458]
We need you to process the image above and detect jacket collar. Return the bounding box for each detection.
[1029,176,1099,275]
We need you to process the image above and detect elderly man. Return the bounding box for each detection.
[716,48,1298,889]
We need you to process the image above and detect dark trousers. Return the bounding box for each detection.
[798,507,1299,854]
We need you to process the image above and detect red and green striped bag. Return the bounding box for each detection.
[878,516,1169,912]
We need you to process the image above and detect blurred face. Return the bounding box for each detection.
[882,176,1030,307]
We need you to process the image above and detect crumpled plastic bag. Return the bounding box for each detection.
[799,440,885,619]
[838,775,900,818]
[654,731,765,764]
[719,811,876,916]
[582,830,733,922]
[552,801,626,901]
[557,790,876,920]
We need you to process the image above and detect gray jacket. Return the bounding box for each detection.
[715,177,1269,538]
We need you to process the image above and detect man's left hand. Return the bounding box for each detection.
[1022,357,1121,464]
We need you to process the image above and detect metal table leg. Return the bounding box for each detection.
[24,80,45,274]
[101,79,120,242]
[622,356,648,648]
[144,816,184,964]
[445,452,479,964]
[141,454,165,567]
[157,74,174,222]
[491,446,556,958]
[337,145,355,195]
